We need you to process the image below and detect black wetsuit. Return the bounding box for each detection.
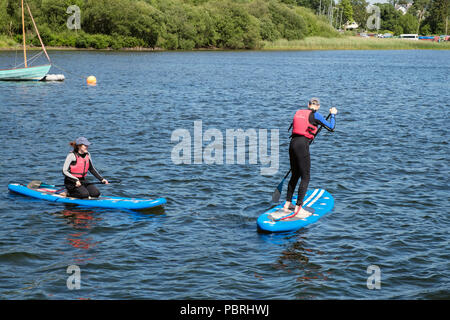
[287,110,335,207]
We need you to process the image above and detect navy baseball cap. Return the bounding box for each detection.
[75,137,91,146]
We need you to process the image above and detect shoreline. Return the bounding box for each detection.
[1,36,449,52]
[261,36,450,51]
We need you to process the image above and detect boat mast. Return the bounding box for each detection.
[21,0,27,68]
[26,2,51,63]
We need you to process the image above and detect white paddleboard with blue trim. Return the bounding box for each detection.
[257,188,334,233]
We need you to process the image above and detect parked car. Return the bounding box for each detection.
[400,34,419,40]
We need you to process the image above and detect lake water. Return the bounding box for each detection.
[0,49,448,299]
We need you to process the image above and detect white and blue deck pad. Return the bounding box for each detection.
[257,188,334,233]
[8,183,166,211]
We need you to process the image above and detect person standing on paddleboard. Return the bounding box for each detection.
[62,137,109,198]
[283,98,337,218]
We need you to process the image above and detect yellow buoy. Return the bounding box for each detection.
[86,75,97,85]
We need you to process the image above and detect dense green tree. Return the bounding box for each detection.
[399,13,419,33]
[0,0,343,50]
[409,0,432,34]
[189,7,218,48]
[294,6,340,37]
[350,0,369,30]
[39,0,79,32]
[0,1,10,35]
[376,3,402,33]
[82,0,161,47]
[207,0,262,49]
[3,0,22,35]
[420,23,432,34]
[338,0,354,23]
[424,0,449,34]
[393,24,403,35]
[268,0,307,40]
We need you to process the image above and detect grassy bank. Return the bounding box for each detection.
[2,35,450,51]
[262,36,450,50]
[0,35,18,49]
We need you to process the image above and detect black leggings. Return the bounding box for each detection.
[65,178,100,199]
[286,136,311,207]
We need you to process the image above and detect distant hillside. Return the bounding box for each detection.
[0,0,340,49]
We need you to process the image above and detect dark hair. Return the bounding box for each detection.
[69,141,79,153]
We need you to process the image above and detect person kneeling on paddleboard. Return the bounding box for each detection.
[62,137,109,198]
[283,98,337,219]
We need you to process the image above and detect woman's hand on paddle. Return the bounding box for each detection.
[330,107,338,115]
[102,179,109,184]
[75,180,81,187]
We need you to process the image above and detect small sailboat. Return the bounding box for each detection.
[0,0,51,81]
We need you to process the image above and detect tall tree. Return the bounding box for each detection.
[399,13,419,33]
[410,0,432,34]
[338,0,354,23]
[378,3,402,32]
[351,0,369,29]
[425,0,449,34]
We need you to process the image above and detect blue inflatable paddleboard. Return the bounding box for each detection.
[8,183,166,210]
[257,188,334,233]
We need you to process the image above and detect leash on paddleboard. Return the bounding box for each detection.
[271,113,332,203]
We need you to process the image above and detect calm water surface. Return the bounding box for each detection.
[0,50,448,299]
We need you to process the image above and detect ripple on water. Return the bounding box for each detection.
[0,50,449,299]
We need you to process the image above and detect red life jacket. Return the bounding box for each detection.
[69,153,90,178]
[292,109,318,139]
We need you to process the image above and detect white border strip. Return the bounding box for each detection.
[306,189,324,207]
[302,188,319,207]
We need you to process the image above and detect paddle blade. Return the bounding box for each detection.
[272,170,291,203]
[27,180,42,189]
[272,180,284,203]
[272,189,281,203]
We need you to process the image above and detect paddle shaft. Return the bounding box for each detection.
[40,181,119,188]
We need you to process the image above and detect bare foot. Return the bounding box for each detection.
[295,207,312,219]
[283,202,295,212]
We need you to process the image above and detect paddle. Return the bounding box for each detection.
[27,180,120,189]
[272,170,291,203]
[271,113,332,203]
